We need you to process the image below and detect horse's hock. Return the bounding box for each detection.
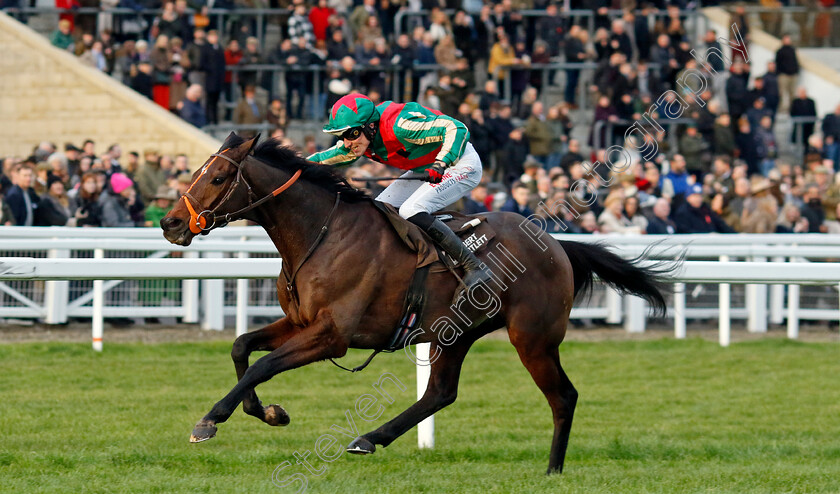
[0,11,220,166]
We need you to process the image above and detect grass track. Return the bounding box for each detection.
[0,338,838,493]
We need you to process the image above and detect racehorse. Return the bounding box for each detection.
[160,133,670,474]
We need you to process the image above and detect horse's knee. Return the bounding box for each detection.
[231,334,251,362]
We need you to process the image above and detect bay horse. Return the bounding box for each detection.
[160,133,670,474]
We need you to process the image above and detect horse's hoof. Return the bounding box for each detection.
[189,421,217,443]
[346,436,376,455]
[264,404,290,427]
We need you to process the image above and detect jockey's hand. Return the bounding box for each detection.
[426,162,447,184]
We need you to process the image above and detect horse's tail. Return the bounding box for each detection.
[559,240,676,317]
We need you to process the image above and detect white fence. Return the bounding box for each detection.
[2,228,840,349]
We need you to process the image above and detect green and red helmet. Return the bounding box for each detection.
[323,93,379,139]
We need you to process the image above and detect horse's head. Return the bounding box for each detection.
[161,133,259,246]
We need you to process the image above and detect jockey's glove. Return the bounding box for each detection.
[425,161,447,184]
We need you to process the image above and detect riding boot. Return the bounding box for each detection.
[421,217,493,300]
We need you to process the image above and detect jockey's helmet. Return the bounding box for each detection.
[323,93,379,140]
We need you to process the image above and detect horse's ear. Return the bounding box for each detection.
[229,134,259,162]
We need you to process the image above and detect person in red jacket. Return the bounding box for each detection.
[309,0,336,43]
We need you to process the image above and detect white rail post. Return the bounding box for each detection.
[719,255,730,347]
[674,283,686,339]
[787,284,800,340]
[606,288,622,324]
[236,246,249,337]
[747,256,768,333]
[416,342,434,449]
[201,251,225,331]
[182,250,200,323]
[624,295,647,333]
[92,248,104,351]
[769,256,785,324]
[45,247,70,324]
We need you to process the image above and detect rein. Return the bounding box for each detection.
[182,152,303,234]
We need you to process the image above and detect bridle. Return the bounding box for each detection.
[182,151,302,234]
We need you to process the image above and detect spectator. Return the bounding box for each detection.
[462,183,489,214]
[233,85,265,138]
[524,101,552,167]
[577,211,600,234]
[50,19,75,51]
[178,84,206,128]
[502,127,529,188]
[135,149,166,204]
[673,183,735,234]
[36,176,73,226]
[200,30,226,125]
[266,98,288,130]
[790,87,817,148]
[660,154,693,201]
[309,0,336,43]
[624,195,648,232]
[100,173,138,227]
[144,185,178,227]
[821,103,840,168]
[150,35,173,110]
[488,32,517,96]
[726,62,750,123]
[735,118,760,176]
[800,183,827,233]
[775,34,799,114]
[287,3,315,46]
[646,197,676,234]
[0,188,14,225]
[563,25,587,107]
[754,115,777,176]
[740,178,779,233]
[130,61,155,100]
[776,202,809,233]
[598,192,643,234]
[679,124,709,176]
[500,182,534,217]
[5,164,39,226]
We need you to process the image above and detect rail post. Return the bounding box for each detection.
[719,255,731,347]
[201,251,225,331]
[92,248,104,351]
[236,245,249,336]
[45,247,69,324]
[416,342,434,449]
[674,282,686,339]
[746,256,768,332]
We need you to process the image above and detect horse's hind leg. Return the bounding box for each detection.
[348,332,482,454]
[509,330,578,474]
[230,317,297,426]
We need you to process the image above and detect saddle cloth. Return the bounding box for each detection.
[372,200,497,269]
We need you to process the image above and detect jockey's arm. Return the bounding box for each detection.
[307,142,360,167]
[395,104,470,168]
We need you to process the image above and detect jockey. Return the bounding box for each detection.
[308,93,492,295]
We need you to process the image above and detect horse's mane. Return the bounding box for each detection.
[229,135,371,203]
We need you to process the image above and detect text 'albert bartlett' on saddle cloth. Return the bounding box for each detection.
[372,201,497,269]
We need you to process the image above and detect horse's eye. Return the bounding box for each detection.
[212,176,227,185]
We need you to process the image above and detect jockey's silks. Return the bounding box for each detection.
[308,101,470,170]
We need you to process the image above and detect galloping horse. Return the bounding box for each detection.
[160,133,669,474]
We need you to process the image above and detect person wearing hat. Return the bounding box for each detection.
[100,172,138,227]
[308,93,492,296]
[144,185,179,227]
[673,183,735,233]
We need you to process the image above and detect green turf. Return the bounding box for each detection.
[0,337,837,493]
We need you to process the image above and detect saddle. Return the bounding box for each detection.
[372,201,498,352]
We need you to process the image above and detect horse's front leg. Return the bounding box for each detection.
[190,314,347,443]
[347,333,479,454]
[231,317,297,427]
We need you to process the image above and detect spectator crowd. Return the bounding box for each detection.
[3,0,840,235]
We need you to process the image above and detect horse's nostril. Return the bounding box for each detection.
[161,217,183,230]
